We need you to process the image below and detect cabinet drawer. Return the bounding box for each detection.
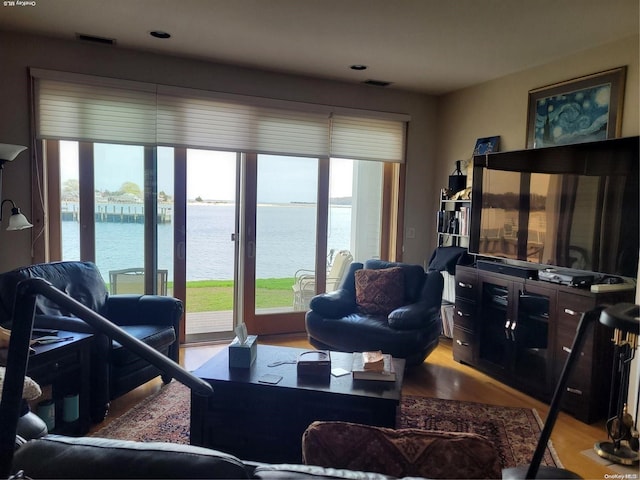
[455,269,477,302]
[453,299,475,331]
[557,292,595,319]
[28,350,82,384]
[452,326,474,364]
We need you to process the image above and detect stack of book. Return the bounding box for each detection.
[352,351,396,381]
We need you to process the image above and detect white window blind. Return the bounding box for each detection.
[34,73,158,146]
[331,115,406,162]
[32,69,408,162]
[157,91,330,158]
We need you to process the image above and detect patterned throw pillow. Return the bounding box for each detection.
[354,267,404,316]
[0,366,42,400]
[302,421,502,479]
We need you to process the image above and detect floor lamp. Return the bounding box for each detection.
[503,303,639,479]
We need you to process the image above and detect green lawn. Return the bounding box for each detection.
[183,278,294,311]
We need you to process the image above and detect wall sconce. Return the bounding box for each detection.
[0,143,33,231]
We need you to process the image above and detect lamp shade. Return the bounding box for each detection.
[7,207,33,231]
[0,144,27,162]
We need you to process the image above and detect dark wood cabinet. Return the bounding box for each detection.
[25,332,92,435]
[453,264,634,423]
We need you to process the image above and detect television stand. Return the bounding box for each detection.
[452,264,635,423]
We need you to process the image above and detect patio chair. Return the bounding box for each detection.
[292,250,353,311]
[109,268,168,296]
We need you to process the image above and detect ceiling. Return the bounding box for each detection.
[1,0,638,94]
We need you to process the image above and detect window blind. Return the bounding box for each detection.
[32,69,408,162]
[157,91,330,158]
[34,72,158,146]
[331,115,406,162]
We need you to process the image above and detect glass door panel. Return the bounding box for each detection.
[330,158,383,262]
[256,155,318,315]
[185,149,238,341]
[157,146,175,295]
[93,143,146,290]
[59,141,81,262]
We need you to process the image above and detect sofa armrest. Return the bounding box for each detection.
[309,289,357,319]
[105,295,183,328]
[34,314,95,334]
[12,435,251,479]
[387,303,440,330]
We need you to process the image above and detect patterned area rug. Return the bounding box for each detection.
[92,381,562,469]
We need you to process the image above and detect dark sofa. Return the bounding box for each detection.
[0,261,182,421]
[10,421,502,479]
[305,260,444,366]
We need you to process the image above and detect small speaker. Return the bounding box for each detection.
[448,175,467,193]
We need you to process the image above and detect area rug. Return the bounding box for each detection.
[92,381,562,469]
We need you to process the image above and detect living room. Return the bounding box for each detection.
[0,1,639,478]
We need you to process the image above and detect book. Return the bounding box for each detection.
[352,352,396,381]
[362,350,384,371]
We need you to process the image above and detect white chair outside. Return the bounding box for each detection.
[109,268,168,296]
[292,250,353,311]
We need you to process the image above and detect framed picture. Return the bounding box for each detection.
[526,66,626,148]
[473,136,500,155]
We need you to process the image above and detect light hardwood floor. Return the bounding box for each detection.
[91,335,618,479]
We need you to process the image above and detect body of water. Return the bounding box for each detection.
[62,203,351,282]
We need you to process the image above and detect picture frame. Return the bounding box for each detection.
[473,136,500,155]
[526,66,626,149]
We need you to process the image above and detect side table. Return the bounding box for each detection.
[25,331,93,435]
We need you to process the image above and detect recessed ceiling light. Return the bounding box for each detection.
[350,65,368,71]
[150,31,171,39]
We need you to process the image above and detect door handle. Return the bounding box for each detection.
[247,241,255,259]
[177,241,186,261]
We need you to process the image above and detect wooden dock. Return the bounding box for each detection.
[61,205,172,223]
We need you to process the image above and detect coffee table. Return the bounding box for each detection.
[190,344,405,463]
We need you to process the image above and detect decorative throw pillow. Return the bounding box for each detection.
[302,421,502,479]
[354,267,404,316]
[0,366,42,400]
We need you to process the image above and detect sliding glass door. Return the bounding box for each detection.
[183,149,239,342]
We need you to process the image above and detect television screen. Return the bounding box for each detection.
[469,137,639,278]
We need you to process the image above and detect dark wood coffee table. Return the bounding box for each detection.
[190,344,405,463]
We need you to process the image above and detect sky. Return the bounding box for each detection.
[59,142,354,203]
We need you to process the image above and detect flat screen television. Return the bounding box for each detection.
[469,136,639,279]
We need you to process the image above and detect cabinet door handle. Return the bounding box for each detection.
[566,387,583,395]
[456,310,470,317]
[563,346,572,354]
[457,282,473,289]
[564,308,580,316]
[456,339,469,347]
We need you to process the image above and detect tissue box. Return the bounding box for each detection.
[229,335,257,368]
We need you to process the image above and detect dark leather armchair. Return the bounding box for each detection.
[305,260,444,366]
[0,261,182,422]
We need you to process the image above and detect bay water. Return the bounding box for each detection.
[62,203,351,282]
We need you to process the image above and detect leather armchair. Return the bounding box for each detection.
[0,261,182,422]
[305,260,444,366]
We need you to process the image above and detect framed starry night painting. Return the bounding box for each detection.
[526,66,626,148]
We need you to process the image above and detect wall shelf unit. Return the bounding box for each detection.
[436,191,470,248]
